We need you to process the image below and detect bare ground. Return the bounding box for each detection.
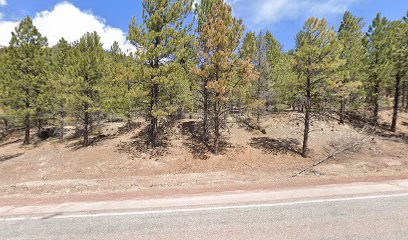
[0,110,407,205]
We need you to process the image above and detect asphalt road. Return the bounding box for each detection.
[1,182,408,239]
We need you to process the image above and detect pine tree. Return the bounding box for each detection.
[404,12,408,112]
[293,17,343,157]
[70,32,106,147]
[194,0,214,32]
[193,0,216,141]
[128,0,194,147]
[239,32,261,121]
[3,16,48,144]
[273,51,298,110]
[365,13,391,126]
[32,48,52,136]
[389,13,408,132]
[50,38,72,141]
[263,31,286,112]
[240,32,257,62]
[0,47,12,137]
[337,11,366,124]
[193,0,256,154]
[102,42,146,130]
[237,31,284,122]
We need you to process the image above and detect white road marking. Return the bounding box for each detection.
[1,192,408,222]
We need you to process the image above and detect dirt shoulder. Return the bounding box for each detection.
[1,174,408,207]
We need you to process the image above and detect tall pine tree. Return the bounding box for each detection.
[0,47,12,137]
[263,31,286,112]
[102,42,146,130]
[365,13,391,126]
[389,14,408,132]
[337,11,366,124]
[128,0,194,146]
[193,0,256,154]
[293,18,343,157]
[193,0,216,141]
[4,16,48,144]
[50,38,72,141]
[238,31,258,118]
[71,32,106,146]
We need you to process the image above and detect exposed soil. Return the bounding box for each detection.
[0,110,407,205]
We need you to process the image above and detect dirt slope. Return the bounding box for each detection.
[1,111,407,204]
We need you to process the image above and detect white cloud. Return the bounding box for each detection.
[191,0,358,29]
[310,0,357,16]
[0,21,17,46]
[0,1,135,52]
[227,0,358,25]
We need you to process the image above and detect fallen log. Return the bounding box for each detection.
[238,116,266,134]
[292,137,369,177]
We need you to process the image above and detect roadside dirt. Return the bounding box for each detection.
[1,110,407,205]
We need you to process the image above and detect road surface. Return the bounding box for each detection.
[1,180,408,239]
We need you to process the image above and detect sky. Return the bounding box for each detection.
[0,0,407,51]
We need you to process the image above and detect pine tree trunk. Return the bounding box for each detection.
[127,81,132,131]
[302,109,310,158]
[37,118,43,135]
[60,106,65,143]
[127,114,132,131]
[2,119,9,137]
[149,83,159,147]
[147,35,162,147]
[150,115,158,147]
[213,95,220,155]
[391,71,401,132]
[302,76,311,158]
[24,116,31,144]
[24,96,30,145]
[83,102,89,147]
[202,79,209,141]
[213,67,222,155]
[256,78,261,124]
[372,81,380,126]
[401,81,406,110]
[339,98,346,124]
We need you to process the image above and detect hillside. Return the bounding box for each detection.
[1,110,407,204]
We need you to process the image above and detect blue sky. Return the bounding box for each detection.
[0,0,407,50]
